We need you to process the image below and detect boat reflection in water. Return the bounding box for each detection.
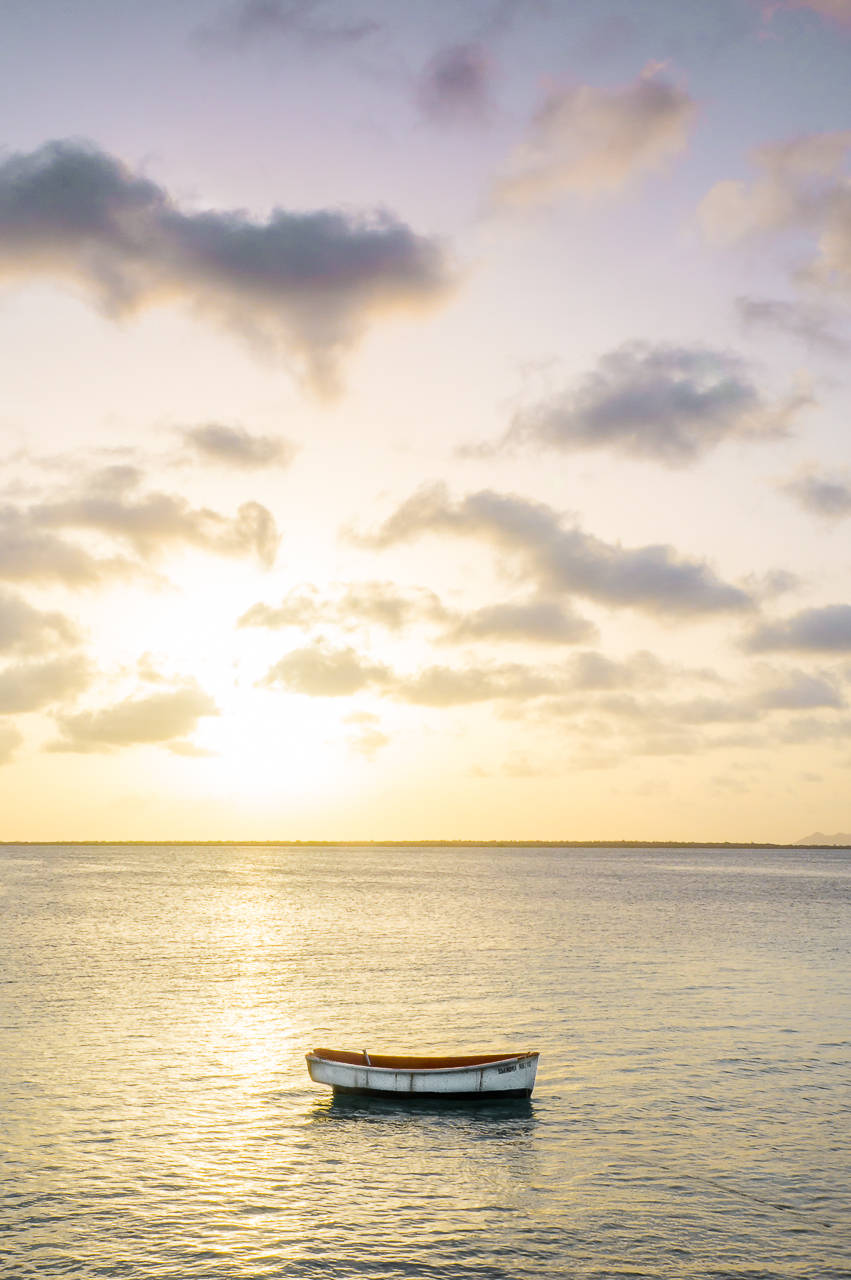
[306,1047,539,1101]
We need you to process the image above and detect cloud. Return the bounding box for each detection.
[0,140,450,392]
[356,484,752,616]
[494,68,695,206]
[260,642,391,695]
[0,654,91,713]
[0,721,22,765]
[754,669,844,710]
[506,342,809,464]
[345,712,389,759]
[0,505,133,585]
[391,662,557,707]
[566,649,671,691]
[782,470,851,518]
[745,604,851,652]
[699,132,851,243]
[34,467,279,567]
[700,131,851,296]
[182,424,298,469]
[443,597,596,644]
[239,581,445,631]
[735,295,850,355]
[769,1,851,28]
[50,683,218,752]
[197,0,380,51]
[417,44,492,124]
[0,589,80,655]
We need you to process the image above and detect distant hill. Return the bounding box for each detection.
[796,832,851,846]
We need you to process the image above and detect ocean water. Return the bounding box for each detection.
[1,843,849,1280]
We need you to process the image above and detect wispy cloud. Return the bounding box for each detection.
[736,295,850,355]
[239,581,445,632]
[763,1,851,29]
[782,470,851,518]
[181,424,298,470]
[196,0,380,52]
[0,141,451,392]
[502,342,810,464]
[354,484,753,617]
[494,68,696,206]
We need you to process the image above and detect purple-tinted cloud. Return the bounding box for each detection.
[506,342,809,464]
[745,604,851,652]
[355,484,753,617]
[495,69,696,205]
[417,44,492,124]
[197,0,380,52]
[0,141,450,392]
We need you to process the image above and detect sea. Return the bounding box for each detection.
[1,842,849,1280]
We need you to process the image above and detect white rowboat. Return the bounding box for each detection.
[306,1047,539,1100]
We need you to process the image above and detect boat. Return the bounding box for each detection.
[305,1047,539,1100]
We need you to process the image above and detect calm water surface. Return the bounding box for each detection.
[1,844,849,1278]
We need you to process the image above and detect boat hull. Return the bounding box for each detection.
[306,1050,539,1100]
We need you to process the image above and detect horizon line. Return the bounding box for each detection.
[1,839,848,849]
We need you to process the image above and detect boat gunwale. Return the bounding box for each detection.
[306,1049,539,1077]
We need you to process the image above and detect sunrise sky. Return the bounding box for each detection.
[2,0,851,841]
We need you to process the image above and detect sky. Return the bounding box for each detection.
[1,0,851,842]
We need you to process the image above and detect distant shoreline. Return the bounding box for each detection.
[1,840,849,849]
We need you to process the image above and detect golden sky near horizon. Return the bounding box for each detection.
[2,0,851,841]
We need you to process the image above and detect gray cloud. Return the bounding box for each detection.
[260,643,391,696]
[35,469,279,568]
[356,484,752,616]
[783,471,851,519]
[0,505,133,585]
[417,44,492,124]
[197,0,380,51]
[0,141,449,392]
[0,654,91,714]
[745,604,851,652]
[182,424,298,470]
[495,69,695,206]
[736,295,850,355]
[754,669,844,710]
[50,683,218,753]
[0,461,278,584]
[0,589,80,655]
[507,342,808,464]
[566,649,671,691]
[444,597,596,645]
[0,721,22,765]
